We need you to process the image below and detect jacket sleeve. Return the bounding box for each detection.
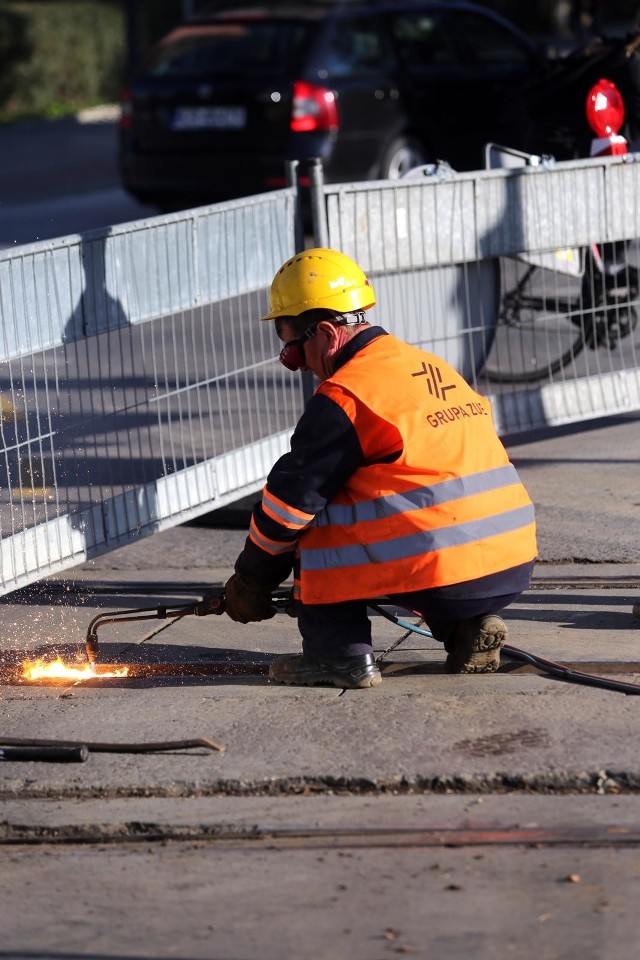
[234,392,365,587]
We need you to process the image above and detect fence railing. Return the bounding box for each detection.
[1,153,639,594]
[316,153,640,436]
[0,190,301,593]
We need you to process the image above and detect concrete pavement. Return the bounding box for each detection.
[0,412,639,959]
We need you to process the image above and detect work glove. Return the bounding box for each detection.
[224,572,276,624]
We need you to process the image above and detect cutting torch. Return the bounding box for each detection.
[84,588,293,668]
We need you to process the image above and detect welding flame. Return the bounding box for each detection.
[21,657,129,681]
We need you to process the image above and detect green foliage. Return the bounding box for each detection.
[0,1,125,121]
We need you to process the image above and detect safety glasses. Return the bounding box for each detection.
[278,323,319,371]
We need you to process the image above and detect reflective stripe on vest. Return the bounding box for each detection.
[301,504,535,572]
[313,464,520,528]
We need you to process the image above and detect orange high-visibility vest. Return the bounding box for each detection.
[295,334,536,604]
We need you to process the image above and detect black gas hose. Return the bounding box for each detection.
[369,602,640,696]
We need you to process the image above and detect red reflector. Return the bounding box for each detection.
[291,80,339,133]
[586,78,625,137]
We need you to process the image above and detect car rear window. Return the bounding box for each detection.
[307,16,394,79]
[147,22,313,78]
[392,11,460,67]
[446,11,535,65]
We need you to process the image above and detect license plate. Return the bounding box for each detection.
[172,106,247,131]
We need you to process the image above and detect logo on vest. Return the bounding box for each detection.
[426,401,489,428]
[411,361,456,400]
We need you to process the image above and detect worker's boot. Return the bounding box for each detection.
[269,652,382,689]
[445,614,507,674]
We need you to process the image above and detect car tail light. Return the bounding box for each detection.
[265,175,310,187]
[120,89,133,131]
[290,81,339,133]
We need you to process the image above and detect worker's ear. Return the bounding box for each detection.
[317,320,339,344]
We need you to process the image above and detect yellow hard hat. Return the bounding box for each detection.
[261,248,376,320]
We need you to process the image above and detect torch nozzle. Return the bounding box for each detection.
[85,632,98,669]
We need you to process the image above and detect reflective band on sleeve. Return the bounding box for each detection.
[249,521,298,556]
[313,464,520,527]
[263,488,315,530]
[300,504,535,571]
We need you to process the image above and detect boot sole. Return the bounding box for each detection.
[445,616,507,674]
[269,666,382,689]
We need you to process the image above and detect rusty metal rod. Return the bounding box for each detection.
[2,822,639,848]
[0,745,89,762]
[0,736,225,753]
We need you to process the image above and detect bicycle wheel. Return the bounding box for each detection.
[580,242,640,349]
[481,259,586,384]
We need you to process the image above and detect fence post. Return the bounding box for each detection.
[308,158,329,249]
[287,160,305,253]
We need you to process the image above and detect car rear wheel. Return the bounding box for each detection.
[379,136,428,179]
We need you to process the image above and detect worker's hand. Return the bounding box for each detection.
[224,573,276,623]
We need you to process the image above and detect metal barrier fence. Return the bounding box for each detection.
[1,153,639,595]
[316,153,640,436]
[0,190,301,593]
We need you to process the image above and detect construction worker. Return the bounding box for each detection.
[224,248,537,689]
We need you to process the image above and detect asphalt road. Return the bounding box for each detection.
[0,108,157,248]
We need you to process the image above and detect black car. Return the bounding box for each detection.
[119,0,544,210]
